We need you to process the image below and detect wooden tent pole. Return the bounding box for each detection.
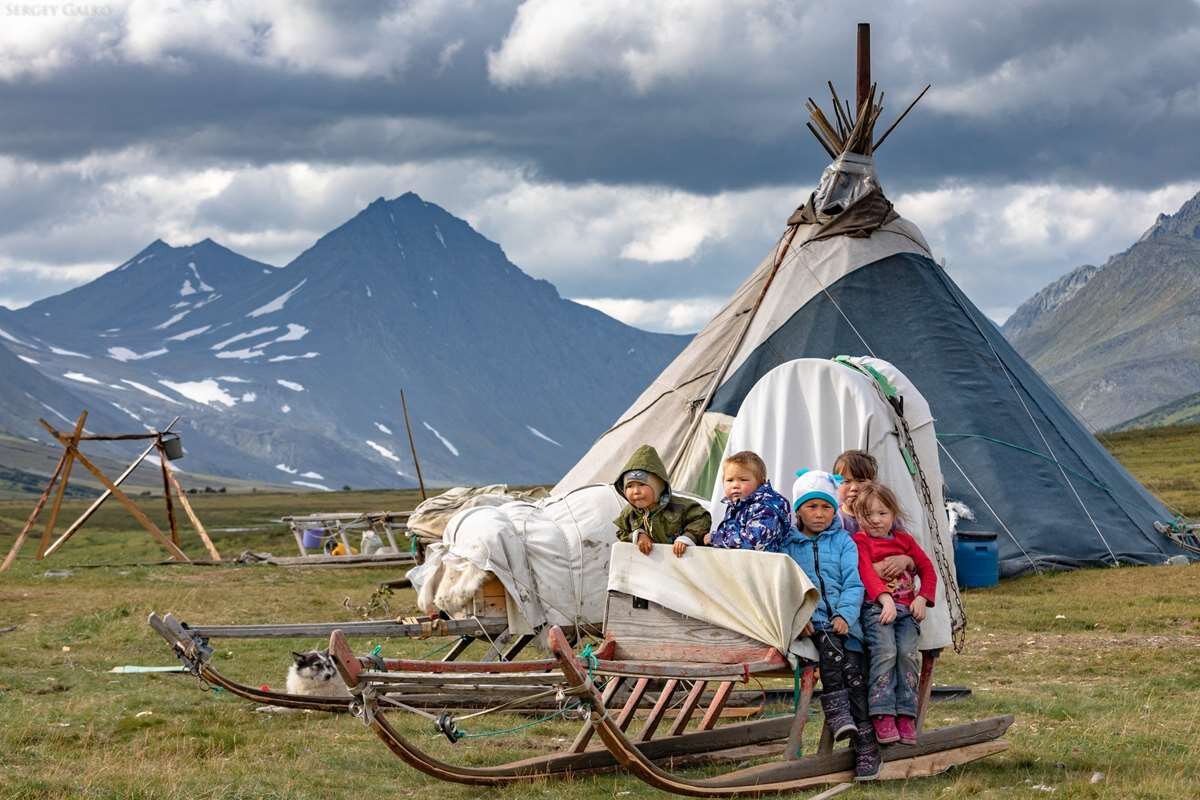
[400,389,427,501]
[43,416,180,559]
[39,420,190,562]
[0,448,70,572]
[856,23,871,113]
[157,440,180,547]
[162,459,221,561]
[37,412,87,559]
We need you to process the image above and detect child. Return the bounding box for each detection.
[706,451,791,552]
[783,469,881,781]
[831,449,878,533]
[613,444,711,558]
[851,482,937,747]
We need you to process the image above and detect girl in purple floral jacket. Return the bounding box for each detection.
[706,451,792,552]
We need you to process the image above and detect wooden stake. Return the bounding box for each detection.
[39,420,189,562]
[0,449,69,572]
[37,412,87,559]
[873,83,931,151]
[400,389,427,501]
[157,441,180,547]
[43,417,181,559]
[163,460,221,561]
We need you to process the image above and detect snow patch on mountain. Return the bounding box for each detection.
[213,326,277,350]
[365,440,401,462]
[301,470,324,480]
[374,422,392,435]
[241,392,256,402]
[49,345,89,358]
[276,463,298,474]
[434,225,446,248]
[108,346,168,362]
[215,348,265,360]
[167,325,210,342]
[268,352,319,362]
[110,402,143,422]
[248,279,307,318]
[0,327,33,347]
[39,401,75,425]
[527,425,562,447]
[281,404,290,413]
[273,324,309,343]
[276,379,305,392]
[18,354,38,364]
[180,279,197,297]
[422,421,459,456]
[218,375,250,383]
[154,310,191,330]
[64,371,103,385]
[292,480,331,491]
[188,262,214,292]
[159,378,237,408]
[121,379,180,404]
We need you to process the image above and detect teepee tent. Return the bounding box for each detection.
[556,46,1190,578]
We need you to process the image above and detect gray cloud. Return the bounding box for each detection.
[2,1,1199,327]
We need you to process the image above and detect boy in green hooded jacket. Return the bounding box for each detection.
[613,444,712,557]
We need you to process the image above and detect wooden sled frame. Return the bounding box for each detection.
[147,612,539,712]
[327,592,1011,794]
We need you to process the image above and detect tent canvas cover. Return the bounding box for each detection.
[557,154,1191,578]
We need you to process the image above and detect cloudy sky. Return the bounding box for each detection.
[1,0,1199,330]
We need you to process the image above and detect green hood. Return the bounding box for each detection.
[613,444,671,495]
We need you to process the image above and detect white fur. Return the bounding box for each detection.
[433,556,490,616]
[285,652,350,698]
[945,501,975,535]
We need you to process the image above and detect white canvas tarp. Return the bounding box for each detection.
[711,357,958,650]
[608,541,820,662]
[428,484,623,633]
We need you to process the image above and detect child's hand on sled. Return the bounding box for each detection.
[910,596,927,622]
[672,539,689,558]
[636,531,653,555]
[801,622,815,637]
[879,594,897,625]
[831,616,849,635]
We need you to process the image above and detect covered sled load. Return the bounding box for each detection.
[411,485,622,634]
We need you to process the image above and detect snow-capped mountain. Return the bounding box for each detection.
[1,193,688,489]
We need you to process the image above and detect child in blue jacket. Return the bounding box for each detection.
[783,469,881,782]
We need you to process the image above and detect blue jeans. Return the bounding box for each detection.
[862,603,921,717]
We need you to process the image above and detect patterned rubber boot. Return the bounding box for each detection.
[854,722,883,782]
[818,688,857,741]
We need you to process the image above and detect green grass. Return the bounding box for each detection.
[1097,424,1200,517]
[0,433,1198,798]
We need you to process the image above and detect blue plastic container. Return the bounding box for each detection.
[954,531,999,588]
[301,528,325,550]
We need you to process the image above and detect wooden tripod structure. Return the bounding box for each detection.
[1,411,221,572]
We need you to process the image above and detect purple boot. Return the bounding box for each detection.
[854,722,882,781]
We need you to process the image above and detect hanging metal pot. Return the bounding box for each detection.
[160,432,184,460]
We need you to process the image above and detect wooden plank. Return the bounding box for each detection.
[669,679,708,735]
[37,412,87,558]
[605,592,775,664]
[0,448,68,572]
[571,676,624,753]
[636,678,679,742]
[157,443,180,547]
[614,677,651,732]
[42,416,180,558]
[441,636,475,662]
[916,650,939,732]
[501,633,535,661]
[785,665,817,759]
[698,680,735,731]
[164,463,221,560]
[184,616,508,639]
[328,629,362,688]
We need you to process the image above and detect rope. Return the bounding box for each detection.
[418,636,462,660]
[579,642,599,683]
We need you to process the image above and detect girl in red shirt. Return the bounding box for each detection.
[851,482,937,747]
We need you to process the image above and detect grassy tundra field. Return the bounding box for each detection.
[1,427,1198,799]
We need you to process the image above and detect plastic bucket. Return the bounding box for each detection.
[954,531,999,588]
[161,433,184,460]
[301,528,325,550]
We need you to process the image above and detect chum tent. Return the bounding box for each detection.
[556,88,1192,578]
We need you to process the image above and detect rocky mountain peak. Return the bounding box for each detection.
[1138,190,1200,242]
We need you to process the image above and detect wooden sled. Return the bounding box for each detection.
[330,592,1011,795]
[148,611,541,712]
